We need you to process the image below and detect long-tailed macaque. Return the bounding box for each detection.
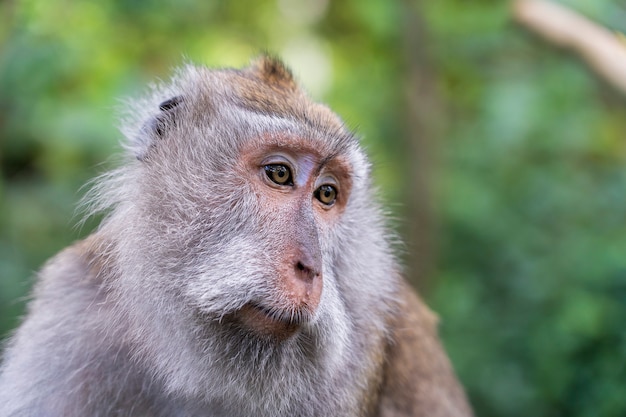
[0,56,473,417]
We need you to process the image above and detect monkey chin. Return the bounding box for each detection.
[234,302,311,342]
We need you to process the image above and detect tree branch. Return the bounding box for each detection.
[513,0,626,94]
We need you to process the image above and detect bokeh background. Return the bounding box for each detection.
[1,0,625,415]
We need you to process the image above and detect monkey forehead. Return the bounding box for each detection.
[174,59,344,135]
[184,67,365,156]
[245,131,344,154]
[212,56,345,134]
[229,78,345,134]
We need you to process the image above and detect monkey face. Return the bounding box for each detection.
[124,109,356,349]
[223,136,354,341]
[163,124,360,346]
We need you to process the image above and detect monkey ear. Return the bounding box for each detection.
[135,96,184,161]
[158,96,183,111]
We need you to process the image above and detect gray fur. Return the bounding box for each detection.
[0,58,464,417]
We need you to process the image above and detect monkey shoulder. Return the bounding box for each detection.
[16,233,117,351]
[377,280,473,417]
[33,234,112,301]
[0,234,137,416]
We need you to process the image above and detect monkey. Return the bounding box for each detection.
[0,56,473,417]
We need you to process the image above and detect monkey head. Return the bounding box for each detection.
[87,56,397,403]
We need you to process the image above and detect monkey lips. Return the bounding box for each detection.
[234,302,314,341]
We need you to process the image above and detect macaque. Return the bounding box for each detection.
[0,56,472,417]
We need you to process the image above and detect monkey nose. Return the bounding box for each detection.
[286,256,323,311]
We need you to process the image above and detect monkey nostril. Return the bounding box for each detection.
[295,261,318,282]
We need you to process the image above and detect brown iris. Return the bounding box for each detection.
[264,164,293,186]
[315,184,337,205]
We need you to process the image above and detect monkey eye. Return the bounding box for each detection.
[264,164,293,186]
[315,184,337,206]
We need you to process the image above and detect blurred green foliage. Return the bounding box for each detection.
[1,0,625,416]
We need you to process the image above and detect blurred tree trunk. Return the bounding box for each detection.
[400,0,443,291]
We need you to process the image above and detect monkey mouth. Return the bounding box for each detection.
[235,302,311,341]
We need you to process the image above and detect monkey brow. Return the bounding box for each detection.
[314,153,339,177]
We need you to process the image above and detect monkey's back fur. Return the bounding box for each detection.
[0,56,473,417]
